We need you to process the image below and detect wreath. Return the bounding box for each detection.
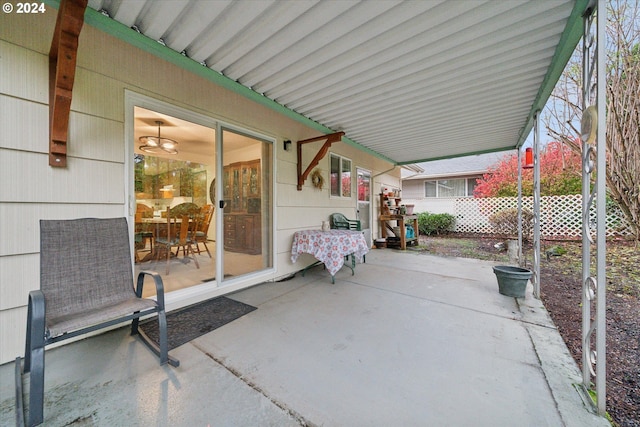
[311,168,324,190]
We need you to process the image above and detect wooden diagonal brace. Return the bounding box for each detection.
[49,0,87,167]
[297,132,345,190]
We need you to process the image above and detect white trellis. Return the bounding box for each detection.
[454,194,630,239]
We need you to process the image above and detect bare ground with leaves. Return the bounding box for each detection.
[415,235,639,427]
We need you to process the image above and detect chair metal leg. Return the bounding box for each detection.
[15,357,25,427]
[24,291,46,426]
[136,320,180,367]
[135,271,180,367]
[157,308,169,365]
[28,347,45,426]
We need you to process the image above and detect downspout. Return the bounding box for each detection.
[373,166,399,189]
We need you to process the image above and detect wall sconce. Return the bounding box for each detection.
[283,139,292,151]
[523,147,534,169]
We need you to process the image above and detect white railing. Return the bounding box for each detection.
[454,194,630,239]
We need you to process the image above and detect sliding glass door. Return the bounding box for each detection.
[132,106,217,296]
[219,128,273,282]
[129,98,274,295]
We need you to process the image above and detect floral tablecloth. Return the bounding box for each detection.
[290,229,369,276]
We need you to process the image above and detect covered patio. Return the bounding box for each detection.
[1,250,608,426]
[1,0,611,423]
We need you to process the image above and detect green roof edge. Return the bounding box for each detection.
[513,0,591,150]
[43,0,397,165]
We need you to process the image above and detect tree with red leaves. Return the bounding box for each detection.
[545,0,639,241]
[473,142,582,198]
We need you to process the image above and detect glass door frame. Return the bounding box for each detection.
[356,167,372,248]
[125,91,277,298]
[216,123,276,286]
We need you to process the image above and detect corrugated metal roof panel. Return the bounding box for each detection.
[86,0,585,164]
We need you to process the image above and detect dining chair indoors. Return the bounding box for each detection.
[195,204,214,258]
[154,208,200,275]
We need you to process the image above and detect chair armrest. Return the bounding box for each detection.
[28,290,46,339]
[136,270,166,310]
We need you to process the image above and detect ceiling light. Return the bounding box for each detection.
[139,120,178,154]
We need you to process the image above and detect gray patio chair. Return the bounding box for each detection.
[16,217,179,427]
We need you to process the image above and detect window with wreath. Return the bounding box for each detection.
[330,153,351,197]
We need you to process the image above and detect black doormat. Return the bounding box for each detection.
[139,296,257,350]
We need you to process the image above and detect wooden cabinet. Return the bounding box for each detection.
[379,193,418,250]
[223,159,261,254]
[223,160,260,213]
[224,214,261,254]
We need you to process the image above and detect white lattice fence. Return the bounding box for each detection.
[454,195,630,239]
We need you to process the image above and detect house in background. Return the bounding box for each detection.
[401,152,514,215]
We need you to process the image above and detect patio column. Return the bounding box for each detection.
[531,111,541,299]
[581,0,607,415]
[517,148,523,266]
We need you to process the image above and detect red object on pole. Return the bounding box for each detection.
[524,147,533,169]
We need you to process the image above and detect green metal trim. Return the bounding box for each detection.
[43,0,396,165]
[513,0,591,149]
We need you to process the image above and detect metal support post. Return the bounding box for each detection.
[532,111,541,298]
[581,0,606,415]
[517,148,524,266]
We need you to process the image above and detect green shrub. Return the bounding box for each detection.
[417,212,456,235]
[489,208,533,239]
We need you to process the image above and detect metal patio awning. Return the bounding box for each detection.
[81,0,589,165]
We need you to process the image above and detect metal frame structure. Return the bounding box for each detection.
[517,149,524,266]
[532,111,541,299]
[518,112,542,297]
[581,0,607,415]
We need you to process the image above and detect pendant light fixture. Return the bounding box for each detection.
[139,120,178,154]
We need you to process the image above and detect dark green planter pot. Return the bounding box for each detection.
[492,266,533,298]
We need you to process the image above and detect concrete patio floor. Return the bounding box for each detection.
[1,249,609,426]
